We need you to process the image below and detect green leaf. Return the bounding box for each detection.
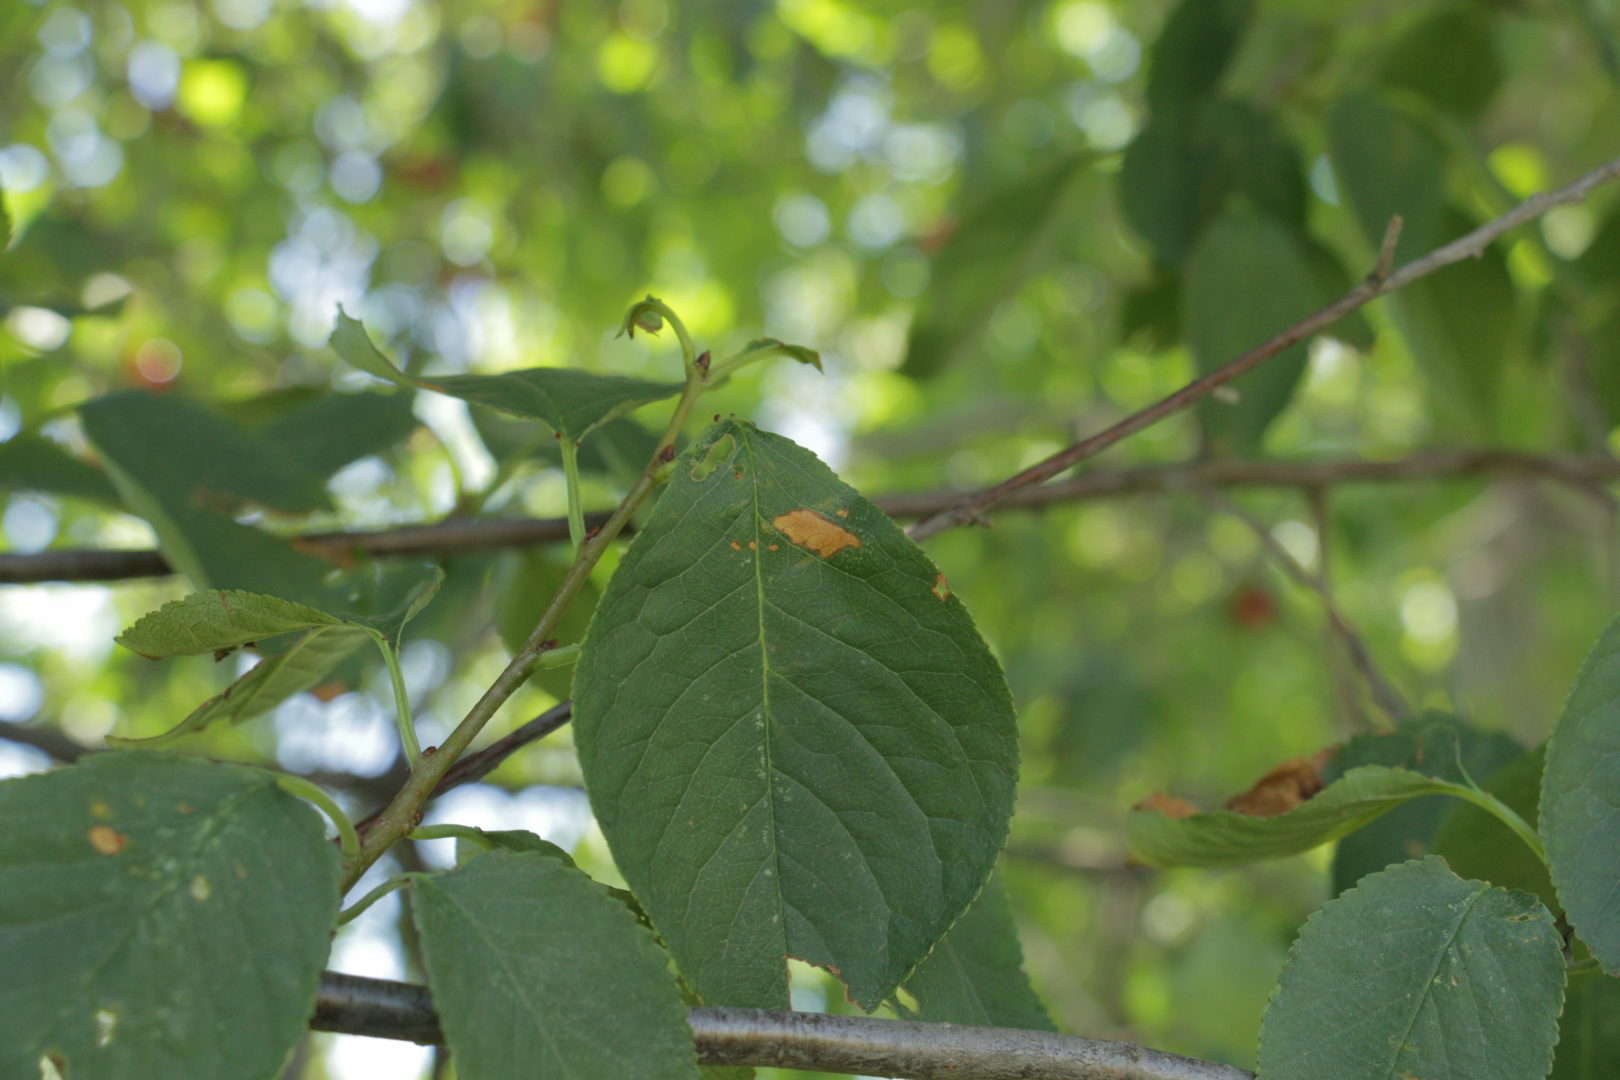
[1379,5,1503,119]
[901,154,1087,377]
[0,433,119,503]
[115,589,342,659]
[895,872,1054,1031]
[1257,857,1564,1080]
[1119,117,1227,266]
[496,549,599,699]
[81,392,342,603]
[1552,968,1620,1079]
[1145,0,1254,116]
[1298,236,1376,351]
[1183,210,1320,454]
[259,390,420,478]
[412,850,698,1080]
[1202,100,1307,231]
[109,625,372,748]
[452,827,577,866]
[338,564,446,648]
[473,410,660,483]
[1542,612,1620,973]
[0,751,340,1080]
[1432,745,1558,914]
[331,311,681,441]
[1329,94,1447,264]
[574,418,1020,1010]
[1129,765,1467,867]
[1328,714,1523,894]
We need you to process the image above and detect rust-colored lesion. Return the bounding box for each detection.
[88,825,126,855]
[772,509,861,557]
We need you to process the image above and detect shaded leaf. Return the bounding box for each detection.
[1552,968,1620,1080]
[1542,612,1620,973]
[1258,857,1564,1080]
[1380,5,1502,119]
[452,828,577,866]
[1129,765,1469,867]
[895,872,1054,1031]
[496,549,598,699]
[901,153,1088,377]
[574,419,1019,1009]
[412,850,698,1080]
[1184,210,1320,454]
[1203,100,1307,230]
[1298,237,1375,351]
[0,433,119,503]
[0,751,340,1080]
[1146,0,1254,116]
[1329,94,1447,263]
[472,410,660,483]
[1432,745,1558,914]
[331,311,681,441]
[259,390,420,478]
[1119,116,1227,266]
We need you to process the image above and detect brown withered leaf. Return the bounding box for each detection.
[1223,747,1337,818]
[1134,792,1201,819]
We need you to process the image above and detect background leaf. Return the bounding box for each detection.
[0,751,340,1080]
[1329,94,1447,264]
[1552,969,1620,1079]
[895,871,1054,1031]
[574,418,1019,1010]
[1541,613,1620,973]
[1257,857,1564,1080]
[1145,0,1254,116]
[0,433,119,503]
[1379,4,1503,119]
[1431,745,1558,914]
[412,850,698,1080]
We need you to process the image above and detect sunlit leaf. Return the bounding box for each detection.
[413,850,698,1080]
[574,418,1019,1009]
[330,311,681,441]
[1542,612,1620,973]
[1258,857,1564,1080]
[0,751,340,1080]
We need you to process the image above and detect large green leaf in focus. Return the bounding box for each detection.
[330,311,681,441]
[1329,94,1446,264]
[1145,0,1254,116]
[116,589,343,659]
[1328,714,1522,894]
[900,154,1087,378]
[412,850,697,1080]
[0,751,340,1080]
[1552,969,1620,1079]
[1257,857,1564,1080]
[1183,210,1320,454]
[1542,613,1620,973]
[574,418,1019,1009]
[81,392,341,603]
[1129,765,1468,867]
[895,872,1054,1031]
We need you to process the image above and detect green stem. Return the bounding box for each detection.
[371,634,421,766]
[276,774,360,857]
[535,642,580,668]
[408,823,498,848]
[560,438,586,550]
[336,872,424,926]
[339,354,710,892]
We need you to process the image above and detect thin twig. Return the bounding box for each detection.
[0,719,92,763]
[311,971,1253,1080]
[902,154,1620,543]
[1370,215,1404,282]
[6,451,1620,585]
[1199,489,1408,727]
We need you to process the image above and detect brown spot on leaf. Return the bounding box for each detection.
[933,573,951,600]
[772,510,861,557]
[835,509,849,518]
[768,544,779,551]
[312,681,347,703]
[730,541,741,551]
[89,825,126,855]
[1224,748,1336,818]
[1135,792,1200,819]
[748,540,758,551]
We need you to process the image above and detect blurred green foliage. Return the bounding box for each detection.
[2,0,1619,1076]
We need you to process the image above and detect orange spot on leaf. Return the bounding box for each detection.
[835,509,849,518]
[932,573,951,600]
[772,510,861,557]
[89,825,126,855]
[1134,792,1201,819]
[730,541,742,551]
[747,540,758,551]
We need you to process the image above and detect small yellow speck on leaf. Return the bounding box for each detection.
[89,825,126,855]
[89,800,111,818]
[747,540,758,550]
[772,509,861,557]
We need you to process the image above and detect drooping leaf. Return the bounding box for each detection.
[81,392,342,603]
[1130,765,1470,867]
[109,624,373,748]
[259,390,420,478]
[1328,715,1522,894]
[1552,968,1620,1080]
[1146,0,1254,116]
[574,418,1019,1010]
[1257,857,1564,1080]
[412,850,698,1080]
[1432,745,1558,914]
[330,311,681,441]
[1542,613,1620,973]
[472,410,661,484]
[115,589,342,659]
[0,751,340,1080]
[1183,209,1320,454]
[901,153,1088,378]
[1379,5,1503,119]
[1329,94,1447,264]
[895,872,1054,1031]
[0,433,119,503]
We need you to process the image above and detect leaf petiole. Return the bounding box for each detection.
[336,872,426,926]
[369,633,421,766]
[559,438,586,550]
[275,774,360,857]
